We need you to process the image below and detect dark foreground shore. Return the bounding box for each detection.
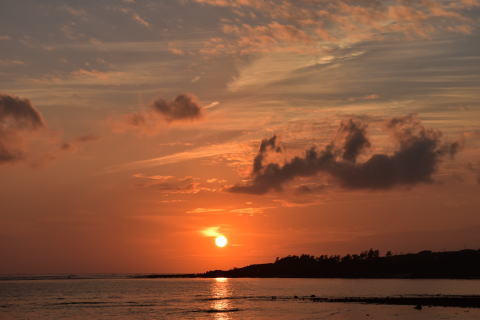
[203,295,480,309]
[306,295,480,308]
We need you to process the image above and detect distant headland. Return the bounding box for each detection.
[136,249,480,279]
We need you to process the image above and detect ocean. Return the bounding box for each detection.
[1,277,480,319]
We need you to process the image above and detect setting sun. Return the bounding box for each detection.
[215,235,228,248]
[2,0,480,319]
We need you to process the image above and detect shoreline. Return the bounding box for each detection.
[3,274,480,281]
[133,274,480,280]
[309,295,480,308]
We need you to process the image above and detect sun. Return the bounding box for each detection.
[215,235,228,248]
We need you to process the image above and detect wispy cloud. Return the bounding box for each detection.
[229,207,268,215]
[201,226,223,237]
[187,206,270,215]
[187,208,225,214]
[105,142,244,173]
[118,7,151,28]
[0,59,25,66]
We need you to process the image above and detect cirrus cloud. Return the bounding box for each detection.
[196,0,480,55]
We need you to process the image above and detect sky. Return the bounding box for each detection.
[1,0,480,274]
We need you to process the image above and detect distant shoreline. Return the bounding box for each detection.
[133,274,480,279]
[138,248,480,280]
[2,274,480,281]
[3,249,479,281]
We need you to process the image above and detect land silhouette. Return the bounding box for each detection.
[135,249,480,308]
[204,249,480,278]
[138,249,480,279]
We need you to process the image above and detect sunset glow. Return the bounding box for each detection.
[1,0,480,276]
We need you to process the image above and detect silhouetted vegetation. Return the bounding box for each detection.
[202,249,480,279]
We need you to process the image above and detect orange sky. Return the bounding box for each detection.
[1,0,480,274]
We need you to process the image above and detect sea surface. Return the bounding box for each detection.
[1,277,480,319]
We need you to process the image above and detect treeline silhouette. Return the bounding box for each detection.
[203,249,480,279]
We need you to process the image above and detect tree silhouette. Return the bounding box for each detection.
[203,249,480,279]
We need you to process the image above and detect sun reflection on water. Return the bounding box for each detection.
[210,277,233,320]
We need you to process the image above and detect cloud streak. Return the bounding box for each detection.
[105,142,243,173]
[230,115,460,194]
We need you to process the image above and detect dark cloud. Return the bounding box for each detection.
[0,93,45,164]
[0,94,44,129]
[295,183,328,194]
[253,135,282,174]
[338,119,370,163]
[230,115,460,194]
[151,94,202,122]
[123,94,204,130]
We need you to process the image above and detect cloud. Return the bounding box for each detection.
[187,208,225,214]
[196,0,480,56]
[295,183,328,194]
[229,207,267,215]
[230,115,460,194]
[337,119,370,163]
[253,135,282,174]
[187,206,268,215]
[106,142,243,173]
[130,13,150,28]
[0,93,45,164]
[118,7,151,28]
[151,94,202,122]
[122,94,205,132]
[132,173,174,181]
[0,94,98,165]
[134,175,200,193]
[201,226,223,238]
[132,174,222,194]
[0,94,44,129]
[348,94,380,102]
[0,59,25,66]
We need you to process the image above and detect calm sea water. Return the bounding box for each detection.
[1,277,480,319]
